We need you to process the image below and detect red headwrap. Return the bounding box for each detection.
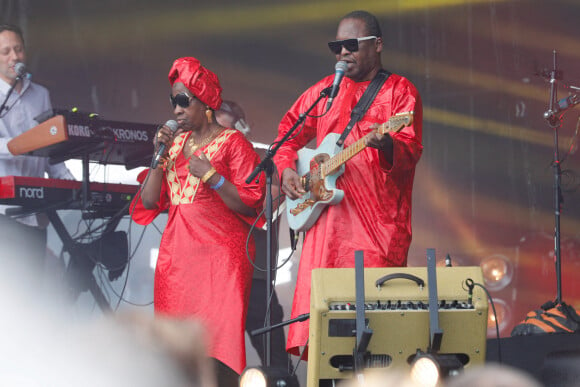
[168,57,223,110]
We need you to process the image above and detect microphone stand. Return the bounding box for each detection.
[250,313,310,337]
[542,50,564,306]
[246,86,331,368]
[0,75,21,117]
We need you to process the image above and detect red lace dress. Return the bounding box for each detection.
[132,129,264,374]
[273,73,423,356]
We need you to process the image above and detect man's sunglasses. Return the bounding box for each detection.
[328,36,377,55]
[170,92,194,109]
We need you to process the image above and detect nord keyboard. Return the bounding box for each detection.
[7,111,158,168]
[0,176,138,216]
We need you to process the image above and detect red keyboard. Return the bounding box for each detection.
[0,176,138,216]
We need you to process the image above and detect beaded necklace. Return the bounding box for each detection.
[187,127,223,154]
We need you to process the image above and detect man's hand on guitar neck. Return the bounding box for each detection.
[367,123,394,165]
[281,168,306,200]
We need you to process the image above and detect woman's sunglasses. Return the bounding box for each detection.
[328,35,377,55]
[170,92,194,109]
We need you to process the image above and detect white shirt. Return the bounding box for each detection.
[0,77,73,227]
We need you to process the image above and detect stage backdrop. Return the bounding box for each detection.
[3,0,580,341]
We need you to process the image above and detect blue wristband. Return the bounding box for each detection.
[210,175,225,190]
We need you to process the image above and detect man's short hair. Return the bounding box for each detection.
[0,24,24,44]
[219,100,245,122]
[341,10,382,38]
[216,100,251,135]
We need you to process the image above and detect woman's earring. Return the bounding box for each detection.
[205,108,213,124]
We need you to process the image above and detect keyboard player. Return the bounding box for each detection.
[0,24,73,276]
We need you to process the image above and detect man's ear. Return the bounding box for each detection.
[375,37,383,53]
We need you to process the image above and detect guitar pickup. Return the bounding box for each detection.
[300,173,311,192]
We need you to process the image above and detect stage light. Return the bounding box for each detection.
[480,254,513,291]
[409,352,463,387]
[239,367,298,387]
[239,367,266,387]
[487,298,511,336]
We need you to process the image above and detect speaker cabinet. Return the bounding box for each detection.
[307,266,488,386]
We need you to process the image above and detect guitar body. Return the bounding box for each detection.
[286,133,345,232]
[285,112,413,232]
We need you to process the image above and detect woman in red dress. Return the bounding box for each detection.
[131,57,265,386]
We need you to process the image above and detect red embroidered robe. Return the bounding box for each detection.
[132,129,265,374]
[273,73,423,356]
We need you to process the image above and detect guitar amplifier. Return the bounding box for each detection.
[307,266,488,386]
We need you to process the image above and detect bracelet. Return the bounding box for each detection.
[201,167,217,183]
[210,175,225,190]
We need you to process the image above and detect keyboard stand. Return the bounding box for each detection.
[6,202,118,313]
[46,209,114,313]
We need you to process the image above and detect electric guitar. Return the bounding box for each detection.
[286,111,414,232]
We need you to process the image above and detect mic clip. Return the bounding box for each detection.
[544,109,559,125]
[325,85,341,112]
[320,86,332,98]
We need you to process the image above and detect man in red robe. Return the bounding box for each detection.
[273,10,423,357]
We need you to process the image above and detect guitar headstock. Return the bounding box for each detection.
[377,111,414,135]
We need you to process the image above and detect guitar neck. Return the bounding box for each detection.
[322,132,373,177]
[319,112,412,177]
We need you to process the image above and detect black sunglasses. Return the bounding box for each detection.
[169,92,194,109]
[328,35,377,55]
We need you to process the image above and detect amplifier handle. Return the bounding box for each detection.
[375,273,425,288]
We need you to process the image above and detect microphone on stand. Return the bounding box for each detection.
[555,94,580,113]
[14,62,27,79]
[325,61,348,111]
[0,63,29,116]
[544,93,580,122]
[151,120,178,169]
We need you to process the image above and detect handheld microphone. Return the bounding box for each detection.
[151,120,178,169]
[326,61,348,111]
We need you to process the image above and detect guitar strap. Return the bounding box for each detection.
[336,69,391,146]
